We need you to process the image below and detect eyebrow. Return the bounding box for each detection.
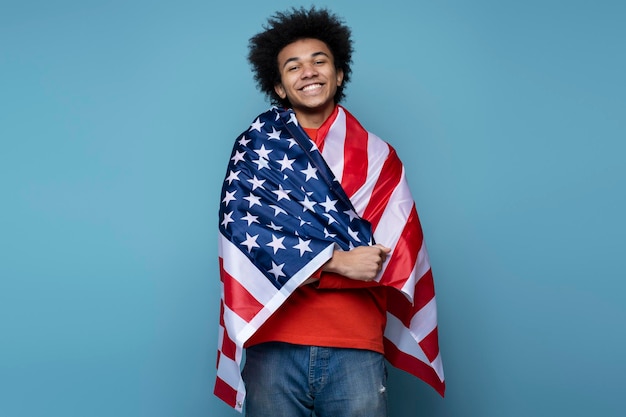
[281,51,330,69]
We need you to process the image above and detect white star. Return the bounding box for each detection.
[254,144,272,159]
[293,238,312,256]
[250,118,264,132]
[225,170,240,185]
[344,209,358,222]
[268,261,286,279]
[240,233,260,252]
[319,196,338,212]
[222,190,237,206]
[269,205,287,216]
[298,216,312,226]
[273,184,292,201]
[266,235,286,254]
[323,228,336,239]
[300,163,318,181]
[300,187,314,197]
[323,213,337,225]
[309,141,319,152]
[348,227,361,242]
[241,212,259,226]
[238,135,251,147]
[267,127,282,140]
[277,154,295,171]
[247,175,266,190]
[221,211,234,228]
[243,193,262,208]
[300,195,317,212]
[231,150,245,165]
[287,113,298,126]
[253,158,270,170]
[287,138,298,148]
[267,221,283,231]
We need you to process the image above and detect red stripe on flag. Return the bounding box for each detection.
[341,113,369,198]
[214,376,238,408]
[383,338,446,396]
[362,146,402,230]
[379,206,423,289]
[220,326,237,361]
[219,258,264,323]
[386,270,435,328]
[419,327,441,363]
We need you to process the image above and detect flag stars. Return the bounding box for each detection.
[301,163,318,181]
[268,261,286,280]
[293,238,312,256]
[225,170,240,185]
[269,205,287,216]
[277,154,295,171]
[266,127,282,140]
[300,195,317,212]
[240,233,260,252]
[320,196,338,212]
[272,184,292,201]
[247,175,266,190]
[253,157,270,170]
[231,150,245,165]
[254,144,272,159]
[287,113,298,126]
[323,213,337,225]
[222,190,237,206]
[238,135,251,147]
[241,212,259,226]
[348,227,361,242]
[267,221,283,231]
[266,235,286,254]
[243,193,262,208]
[221,211,234,228]
[249,118,264,132]
[344,209,358,222]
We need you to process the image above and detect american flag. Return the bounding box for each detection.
[214,106,445,411]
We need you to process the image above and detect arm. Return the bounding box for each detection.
[300,244,391,287]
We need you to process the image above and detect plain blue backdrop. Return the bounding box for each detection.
[1,1,624,416]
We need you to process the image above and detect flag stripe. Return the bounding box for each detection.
[361,146,403,230]
[379,205,423,291]
[340,112,369,198]
[220,259,265,323]
[383,337,445,396]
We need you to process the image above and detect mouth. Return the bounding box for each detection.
[300,83,323,92]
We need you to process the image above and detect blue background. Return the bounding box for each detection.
[1,1,624,416]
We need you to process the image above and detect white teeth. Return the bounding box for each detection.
[302,84,322,92]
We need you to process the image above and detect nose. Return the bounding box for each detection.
[300,63,318,78]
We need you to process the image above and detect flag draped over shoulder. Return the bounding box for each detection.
[215,106,444,411]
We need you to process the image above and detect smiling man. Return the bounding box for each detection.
[214,7,445,416]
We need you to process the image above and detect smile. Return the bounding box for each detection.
[301,83,323,92]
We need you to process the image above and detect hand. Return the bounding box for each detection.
[322,244,391,281]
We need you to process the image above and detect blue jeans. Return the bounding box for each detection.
[242,342,388,417]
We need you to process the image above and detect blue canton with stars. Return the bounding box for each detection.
[219,107,374,290]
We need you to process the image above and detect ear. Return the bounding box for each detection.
[274,83,286,99]
[336,69,344,86]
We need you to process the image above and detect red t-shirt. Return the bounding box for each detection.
[244,107,387,353]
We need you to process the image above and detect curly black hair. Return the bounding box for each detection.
[248,6,353,108]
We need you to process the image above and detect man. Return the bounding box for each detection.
[215,7,445,416]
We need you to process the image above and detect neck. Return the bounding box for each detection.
[293,103,336,129]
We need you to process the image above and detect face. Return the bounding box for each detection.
[274,38,344,127]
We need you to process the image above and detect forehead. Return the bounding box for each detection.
[277,38,334,64]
